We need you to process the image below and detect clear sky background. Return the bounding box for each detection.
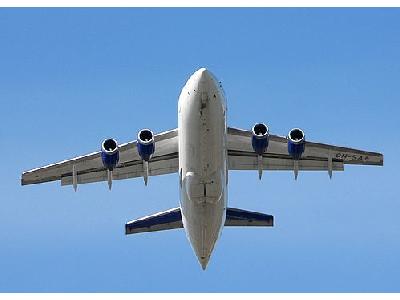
[0,8,399,292]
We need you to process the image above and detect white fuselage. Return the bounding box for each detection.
[178,68,227,269]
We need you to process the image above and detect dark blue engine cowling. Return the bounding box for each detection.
[101,138,119,171]
[287,128,305,160]
[251,123,269,155]
[137,129,155,161]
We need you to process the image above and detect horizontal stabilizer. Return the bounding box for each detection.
[225,207,274,227]
[125,207,273,235]
[125,208,183,235]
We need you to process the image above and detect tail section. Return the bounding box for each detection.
[125,207,273,235]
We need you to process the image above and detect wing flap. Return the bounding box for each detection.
[228,153,344,171]
[61,155,178,186]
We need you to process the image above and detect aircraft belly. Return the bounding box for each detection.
[180,190,226,264]
[178,71,227,268]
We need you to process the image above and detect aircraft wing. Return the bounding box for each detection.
[227,127,383,174]
[21,129,178,187]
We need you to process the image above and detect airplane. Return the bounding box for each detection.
[21,68,384,270]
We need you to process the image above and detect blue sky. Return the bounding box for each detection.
[0,8,399,292]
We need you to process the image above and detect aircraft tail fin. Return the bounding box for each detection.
[125,207,273,235]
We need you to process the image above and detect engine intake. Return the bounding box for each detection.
[287,128,305,160]
[137,129,155,161]
[251,123,269,155]
[101,138,119,171]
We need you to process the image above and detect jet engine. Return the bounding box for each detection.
[101,138,120,171]
[251,123,269,155]
[137,129,155,161]
[287,128,305,160]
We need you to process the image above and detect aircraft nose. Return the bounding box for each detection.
[197,67,213,82]
[196,67,215,93]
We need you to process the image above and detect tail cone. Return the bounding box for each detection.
[199,256,210,270]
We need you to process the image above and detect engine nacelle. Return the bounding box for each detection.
[101,138,120,171]
[137,129,155,161]
[251,123,269,155]
[287,128,305,160]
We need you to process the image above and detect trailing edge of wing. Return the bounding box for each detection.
[125,207,273,235]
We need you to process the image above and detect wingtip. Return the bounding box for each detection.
[124,224,130,235]
[21,176,29,186]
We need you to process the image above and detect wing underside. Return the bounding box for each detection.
[22,125,383,186]
[227,127,383,173]
[21,129,179,186]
